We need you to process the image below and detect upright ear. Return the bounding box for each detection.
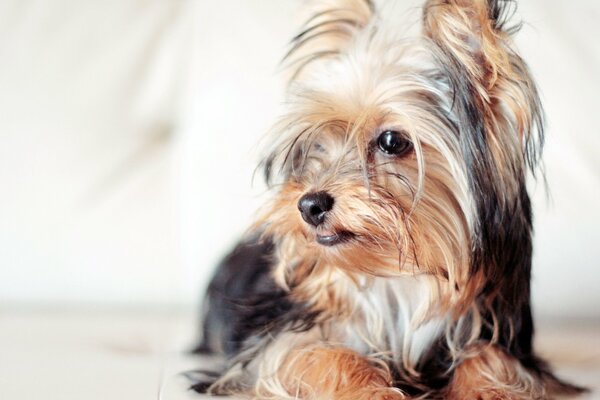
[422,0,543,170]
[284,0,375,81]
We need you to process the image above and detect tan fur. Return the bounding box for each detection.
[284,0,374,82]
[423,0,543,201]
[447,345,546,400]
[275,346,406,400]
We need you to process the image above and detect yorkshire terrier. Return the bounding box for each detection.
[192,0,585,399]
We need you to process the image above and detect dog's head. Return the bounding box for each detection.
[257,0,542,310]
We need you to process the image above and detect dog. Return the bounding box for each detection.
[192,1,586,398]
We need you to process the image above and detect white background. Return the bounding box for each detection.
[0,0,598,319]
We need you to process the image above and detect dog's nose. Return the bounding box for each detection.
[297,191,334,227]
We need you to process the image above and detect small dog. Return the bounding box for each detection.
[193,1,585,398]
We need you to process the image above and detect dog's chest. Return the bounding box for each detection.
[334,275,446,366]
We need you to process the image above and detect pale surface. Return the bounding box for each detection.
[0,308,598,400]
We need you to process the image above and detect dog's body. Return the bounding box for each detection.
[193,1,585,398]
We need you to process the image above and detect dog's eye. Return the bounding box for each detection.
[377,130,412,156]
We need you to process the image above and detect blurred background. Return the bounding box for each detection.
[0,1,598,399]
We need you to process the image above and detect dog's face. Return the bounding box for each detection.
[257,0,542,309]
[262,48,471,280]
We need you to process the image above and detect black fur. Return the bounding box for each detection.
[195,236,319,356]
[194,237,278,356]
[192,235,320,393]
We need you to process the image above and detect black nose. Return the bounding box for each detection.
[297,191,334,227]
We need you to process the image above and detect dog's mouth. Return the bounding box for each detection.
[315,230,355,246]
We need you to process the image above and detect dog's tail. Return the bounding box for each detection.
[532,356,589,398]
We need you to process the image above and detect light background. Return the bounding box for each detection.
[0,0,598,320]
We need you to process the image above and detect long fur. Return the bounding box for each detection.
[193,1,586,399]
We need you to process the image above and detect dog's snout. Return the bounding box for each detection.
[297,191,334,227]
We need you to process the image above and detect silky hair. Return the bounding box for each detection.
[192,1,585,399]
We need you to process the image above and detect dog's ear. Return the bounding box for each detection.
[284,0,374,81]
[423,0,542,168]
[423,0,516,92]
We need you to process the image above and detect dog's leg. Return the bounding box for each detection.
[273,346,406,400]
[446,345,546,400]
